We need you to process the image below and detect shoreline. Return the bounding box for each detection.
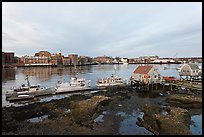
[3,61,203,68]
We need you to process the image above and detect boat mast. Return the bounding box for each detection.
[74,62,77,78]
[25,75,30,91]
[114,64,117,76]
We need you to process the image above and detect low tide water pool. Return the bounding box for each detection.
[190,114,202,135]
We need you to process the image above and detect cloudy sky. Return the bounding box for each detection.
[2,2,202,58]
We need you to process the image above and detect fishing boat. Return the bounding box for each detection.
[55,64,92,93]
[55,76,91,93]
[96,74,127,88]
[5,75,55,99]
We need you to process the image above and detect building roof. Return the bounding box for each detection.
[188,63,199,70]
[133,65,153,74]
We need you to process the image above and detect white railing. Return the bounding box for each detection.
[24,63,52,66]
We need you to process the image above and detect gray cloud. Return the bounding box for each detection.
[2,32,19,42]
[2,2,202,58]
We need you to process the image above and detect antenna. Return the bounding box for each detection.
[113,64,117,76]
[173,53,178,58]
[74,62,77,78]
[25,75,30,91]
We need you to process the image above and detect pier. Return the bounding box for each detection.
[163,80,202,93]
[130,79,202,94]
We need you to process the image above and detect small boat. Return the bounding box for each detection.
[55,76,92,93]
[164,67,168,70]
[96,74,127,88]
[176,67,181,72]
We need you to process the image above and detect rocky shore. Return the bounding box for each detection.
[137,92,202,135]
[2,86,202,135]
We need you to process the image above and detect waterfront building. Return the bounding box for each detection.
[93,55,113,64]
[34,51,51,57]
[128,58,141,64]
[20,55,51,66]
[131,65,160,84]
[2,52,5,67]
[51,55,58,66]
[179,63,202,80]
[78,56,92,65]
[149,55,159,61]
[68,54,78,65]
[121,58,128,64]
[62,57,71,66]
[152,59,175,63]
[2,51,18,67]
[51,51,64,66]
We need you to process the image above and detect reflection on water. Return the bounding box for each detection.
[2,68,16,81]
[119,111,153,135]
[94,114,104,123]
[21,66,93,80]
[28,115,48,123]
[190,114,202,135]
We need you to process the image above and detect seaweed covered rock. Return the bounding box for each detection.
[137,104,191,135]
[69,95,111,126]
[166,94,202,109]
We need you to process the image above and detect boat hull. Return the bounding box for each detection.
[55,86,92,94]
[6,88,55,101]
[96,82,126,88]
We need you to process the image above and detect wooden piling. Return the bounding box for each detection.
[156,83,157,90]
[151,84,154,91]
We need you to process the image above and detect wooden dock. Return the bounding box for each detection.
[163,80,202,92]
[130,79,202,93]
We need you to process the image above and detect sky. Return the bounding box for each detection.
[2,2,202,58]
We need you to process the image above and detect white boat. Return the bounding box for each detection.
[55,77,92,93]
[96,74,127,88]
[176,67,182,72]
[5,75,55,99]
[123,62,128,65]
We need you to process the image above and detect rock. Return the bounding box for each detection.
[137,117,143,121]
[166,94,202,109]
[69,95,111,126]
[140,104,192,135]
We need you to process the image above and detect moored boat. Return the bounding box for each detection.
[96,74,127,88]
[55,76,92,93]
[5,75,55,100]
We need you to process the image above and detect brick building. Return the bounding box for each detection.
[68,54,78,65]
[2,51,18,67]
